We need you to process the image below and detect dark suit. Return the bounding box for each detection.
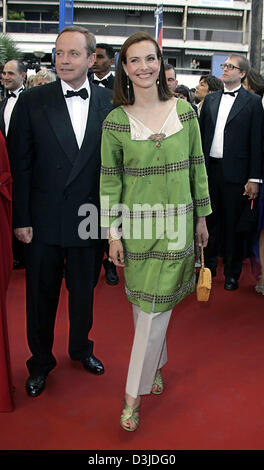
[8,80,113,375]
[199,86,264,278]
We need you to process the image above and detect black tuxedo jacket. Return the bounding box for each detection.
[0,88,25,138]
[199,86,264,184]
[8,80,114,247]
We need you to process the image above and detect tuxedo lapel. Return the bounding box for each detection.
[65,84,104,187]
[41,81,79,164]
[209,90,222,127]
[226,86,251,126]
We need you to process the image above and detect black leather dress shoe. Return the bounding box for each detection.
[103,259,119,285]
[81,354,104,375]
[26,374,46,397]
[224,276,238,291]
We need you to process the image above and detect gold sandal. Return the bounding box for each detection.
[120,399,140,432]
[151,369,164,395]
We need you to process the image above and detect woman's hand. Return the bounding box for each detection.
[109,239,125,267]
[196,217,209,248]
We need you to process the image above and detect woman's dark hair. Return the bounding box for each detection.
[246,68,264,96]
[175,85,191,102]
[113,31,172,106]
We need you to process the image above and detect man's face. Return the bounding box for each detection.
[165,68,178,91]
[92,47,113,78]
[55,31,95,89]
[2,60,25,92]
[195,78,209,101]
[221,56,245,88]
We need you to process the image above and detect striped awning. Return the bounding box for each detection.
[185,49,215,56]
[188,8,243,16]
[75,2,183,12]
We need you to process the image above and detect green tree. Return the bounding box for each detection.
[0,33,22,65]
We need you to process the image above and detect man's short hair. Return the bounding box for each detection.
[96,43,115,59]
[199,74,224,92]
[5,59,26,75]
[229,53,250,82]
[164,63,176,77]
[56,25,96,56]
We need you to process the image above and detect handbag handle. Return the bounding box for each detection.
[200,246,205,270]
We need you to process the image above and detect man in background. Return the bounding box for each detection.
[164,64,178,93]
[199,54,264,290]
[92,43,115,89]
[0,60,26,138]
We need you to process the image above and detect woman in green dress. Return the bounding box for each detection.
[100,32,211,431]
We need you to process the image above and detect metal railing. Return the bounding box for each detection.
[186,28,246,44]
[2,21,247,46]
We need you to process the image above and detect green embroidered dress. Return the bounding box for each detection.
[100,99,211,313]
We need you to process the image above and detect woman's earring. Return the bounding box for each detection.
[126,75,130,101]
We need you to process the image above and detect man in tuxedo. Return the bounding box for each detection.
[91,43,115,90]
[0,60,26,138]
[91,43,119,285]
[0,60,26,270]
[8,26,113,397]
[199,54,264,290]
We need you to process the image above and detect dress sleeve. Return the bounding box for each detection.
[188,108,212,217]
[100,113,124,228]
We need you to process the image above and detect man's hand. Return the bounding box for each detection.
[14,227,33,244]
[243,181,259,200]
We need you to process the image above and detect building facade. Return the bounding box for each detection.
[0,0,255,84]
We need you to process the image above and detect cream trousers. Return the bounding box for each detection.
[125,304,172,398]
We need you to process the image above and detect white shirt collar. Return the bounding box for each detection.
[93,71,112,81]
[61,77,90,96]
[10,86,24,97]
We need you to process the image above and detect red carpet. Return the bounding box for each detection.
[1,259,264,451]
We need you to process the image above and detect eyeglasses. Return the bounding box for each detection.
[220,63,241,71]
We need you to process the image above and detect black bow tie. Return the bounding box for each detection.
[93,78,109,87]
[223,90,239,97]
[65,88,88,100]
[7,92,16,99]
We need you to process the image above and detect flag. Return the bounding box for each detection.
[154,4,163,51]
[59,0,74,31]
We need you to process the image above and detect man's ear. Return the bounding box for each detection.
[88,52,96,68]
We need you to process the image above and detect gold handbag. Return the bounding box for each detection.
[196,247,212,302]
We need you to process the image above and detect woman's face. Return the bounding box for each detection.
[123,40,161,91]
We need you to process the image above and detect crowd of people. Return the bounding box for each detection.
[0,26,264,434]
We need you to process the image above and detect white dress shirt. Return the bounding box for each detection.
[4,86,24,135]
[61,78,90,148]
[210,85,241,159]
